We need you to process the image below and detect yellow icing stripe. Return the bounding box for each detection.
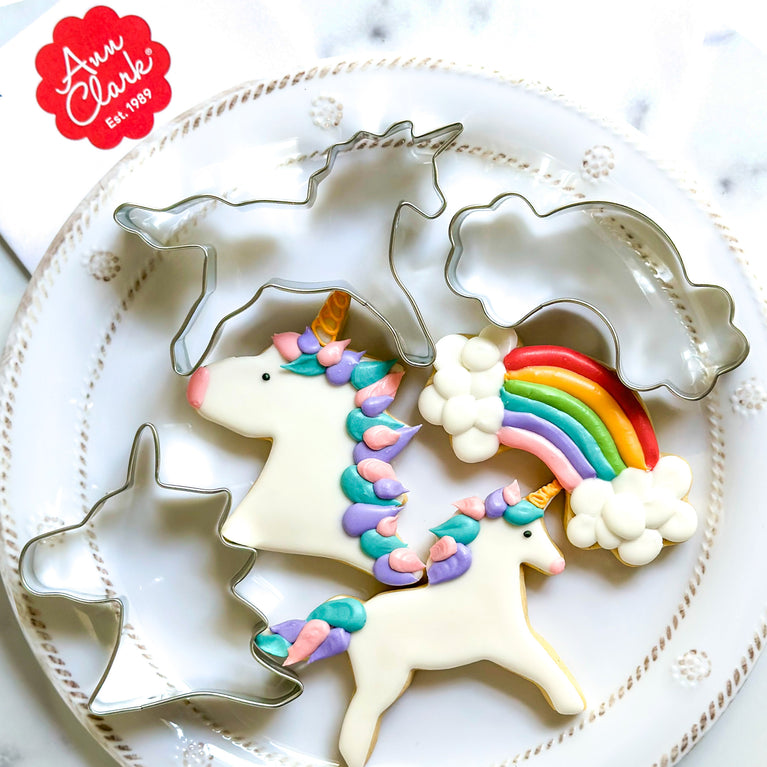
[504,366,648,470]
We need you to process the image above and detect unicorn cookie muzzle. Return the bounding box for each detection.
[186,366,209,410]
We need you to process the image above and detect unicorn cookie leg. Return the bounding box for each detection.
[418,328,698,566]
[255,481,584,767]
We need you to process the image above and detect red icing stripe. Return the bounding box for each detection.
[504,345,660,469]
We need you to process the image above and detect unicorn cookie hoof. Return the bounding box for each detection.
[420,332,699,566]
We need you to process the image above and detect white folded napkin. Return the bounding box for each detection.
[0,0,316,272]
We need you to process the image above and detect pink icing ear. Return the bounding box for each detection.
[283,619,331,666]
[272,332,302,361]
[430,535,458,562]
[388,548,425,573]
[453,496,486,520]
[502,480,522,507]
[363,425,400,450]
[357,458,396,483]
[354,371,404,407]
[317,339,350,366]
[376,516,399,537]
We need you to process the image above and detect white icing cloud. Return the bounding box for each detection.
[566,455,697,566]
[418,327,517,463]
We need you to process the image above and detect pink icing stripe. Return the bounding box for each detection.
[388,547,425,573]
[497,427,582,493]
[272,332,302,361]
[357,458,396,483]
[430,535,457,562]
[363,425,400,450]
[354,371,404,407]
[283,619,331,666]
[316,339,350,366]
[453,496,486,520]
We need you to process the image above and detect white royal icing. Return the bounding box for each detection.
[417,326,518,463]
[338,513,584,767]
[566,455,697,566]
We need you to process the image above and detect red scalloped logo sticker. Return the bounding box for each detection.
[35,6,171,149]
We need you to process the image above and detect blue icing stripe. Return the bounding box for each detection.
[255,633,291,658]
[281,354,326,377]
[346,408,404,442]
[307,597,366,632]
[429,515,480,545]
[360,529,407,558]
[350,359,396,389]
[341,466,401,506]
[500,390,616,481]
[503,499,544,526]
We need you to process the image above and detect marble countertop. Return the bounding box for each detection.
[2,1,767,765]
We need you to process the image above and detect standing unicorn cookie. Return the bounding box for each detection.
[256,480,585,767]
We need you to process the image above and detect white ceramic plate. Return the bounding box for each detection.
[2,58,766,767]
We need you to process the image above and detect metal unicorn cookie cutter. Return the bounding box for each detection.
[445,193,749,400]
[114,120,464,376]
[18,423,304,715]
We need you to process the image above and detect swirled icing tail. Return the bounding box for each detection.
[255,597,366,666]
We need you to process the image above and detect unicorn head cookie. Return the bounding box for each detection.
[186,292,425,585]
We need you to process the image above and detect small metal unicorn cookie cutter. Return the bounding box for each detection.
[18,423,304,715]
[444,193,749,400]
[114,120,464,376]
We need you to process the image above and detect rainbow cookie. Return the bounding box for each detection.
[418,330,698,566]
[257,480,584,767]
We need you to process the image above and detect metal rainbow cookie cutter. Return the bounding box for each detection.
[18,423,304,715]
[114,119,464,376]
[444,192,749,400]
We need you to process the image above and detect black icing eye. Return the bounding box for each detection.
[523,530,533,538]
[262,373,271,381]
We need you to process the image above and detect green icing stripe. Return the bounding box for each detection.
[346,408,404,442]
[360,529,407,558]
[308,597,367,632]
[255,632,291,658]
[341,466,401,506]
[500,390,616,481]
[503,379,626,475]
[280,354,326,376]
[350,359,396,390]
[429,515,480,545]
[503,499,544,526]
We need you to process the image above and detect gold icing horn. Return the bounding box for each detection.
[311,291,351,345]
[526,480,563,510]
